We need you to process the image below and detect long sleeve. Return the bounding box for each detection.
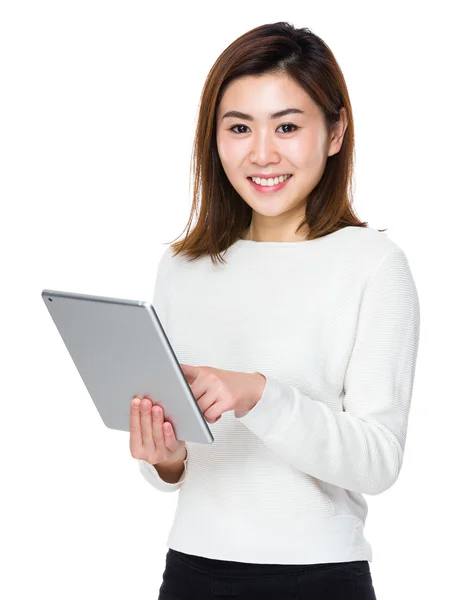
[137,246,189,493]
[138,454,189,492]
[236,248,420,496]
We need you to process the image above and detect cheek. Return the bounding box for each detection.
[217,136,240,166]
[287,136,321,167]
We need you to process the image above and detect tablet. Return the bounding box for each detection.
[41,289,214,444]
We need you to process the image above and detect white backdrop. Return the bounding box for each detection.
[1,1,467,598]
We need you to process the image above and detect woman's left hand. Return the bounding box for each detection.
[179,364,266,423]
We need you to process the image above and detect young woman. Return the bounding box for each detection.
[130,21,420,600]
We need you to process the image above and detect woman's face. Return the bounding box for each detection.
[216,73,347,237]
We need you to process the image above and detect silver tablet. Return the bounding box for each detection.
[41,289,214,444]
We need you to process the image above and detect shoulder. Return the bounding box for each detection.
[344,225,403,255]
[160,245,183,268]
[338,226,411,281]
[343,225,406,259]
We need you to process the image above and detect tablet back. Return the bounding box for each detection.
[41,289,214,444]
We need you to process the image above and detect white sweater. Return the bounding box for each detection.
[138,225,420,565]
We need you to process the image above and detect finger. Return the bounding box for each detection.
[197,390,217,421]
[204,393,223,424]
[140,397,156,449]
[163,421,178,451]
[129,397,143,454]
[151,404,164,448]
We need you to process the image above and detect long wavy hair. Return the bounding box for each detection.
[166,21,385,265]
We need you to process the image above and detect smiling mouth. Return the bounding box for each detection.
[247,174,293,192]
[247,174,292,183]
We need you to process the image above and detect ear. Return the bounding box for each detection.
[328,107,348,157]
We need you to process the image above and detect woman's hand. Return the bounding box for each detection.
[129,397,187,466]
[179,364,266,423]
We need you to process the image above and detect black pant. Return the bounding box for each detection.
[158,548,377,599]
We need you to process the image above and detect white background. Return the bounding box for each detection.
[1,1,467,598]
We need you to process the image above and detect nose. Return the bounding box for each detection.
[249,130,280,165]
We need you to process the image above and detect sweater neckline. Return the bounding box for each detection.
[234,226,352,247]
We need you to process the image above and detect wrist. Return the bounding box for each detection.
[156,446,187,468]
[252,371,266,404]
[237,372,265,417]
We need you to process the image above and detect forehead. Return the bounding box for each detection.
[218,73,318,117]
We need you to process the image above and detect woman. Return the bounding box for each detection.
[131,21,420,599]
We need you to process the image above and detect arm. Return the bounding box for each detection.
[137,247,189,492]
[236,249,420,496]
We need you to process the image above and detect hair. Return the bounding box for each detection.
[165,21,386,265]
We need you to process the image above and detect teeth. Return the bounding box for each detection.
[250,174,292,187]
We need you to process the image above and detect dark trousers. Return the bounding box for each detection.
[158,548,377,599]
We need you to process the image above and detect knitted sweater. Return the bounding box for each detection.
[138,225,420,564]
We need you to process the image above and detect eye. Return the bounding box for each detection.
[229,123,299,134]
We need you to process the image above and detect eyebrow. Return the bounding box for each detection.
[221,108,305,121]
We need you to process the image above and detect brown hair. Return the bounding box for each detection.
[166,21,386,265]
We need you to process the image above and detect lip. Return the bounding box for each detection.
[248,174,293,193]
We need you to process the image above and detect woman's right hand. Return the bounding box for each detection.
[129,397,187,466]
